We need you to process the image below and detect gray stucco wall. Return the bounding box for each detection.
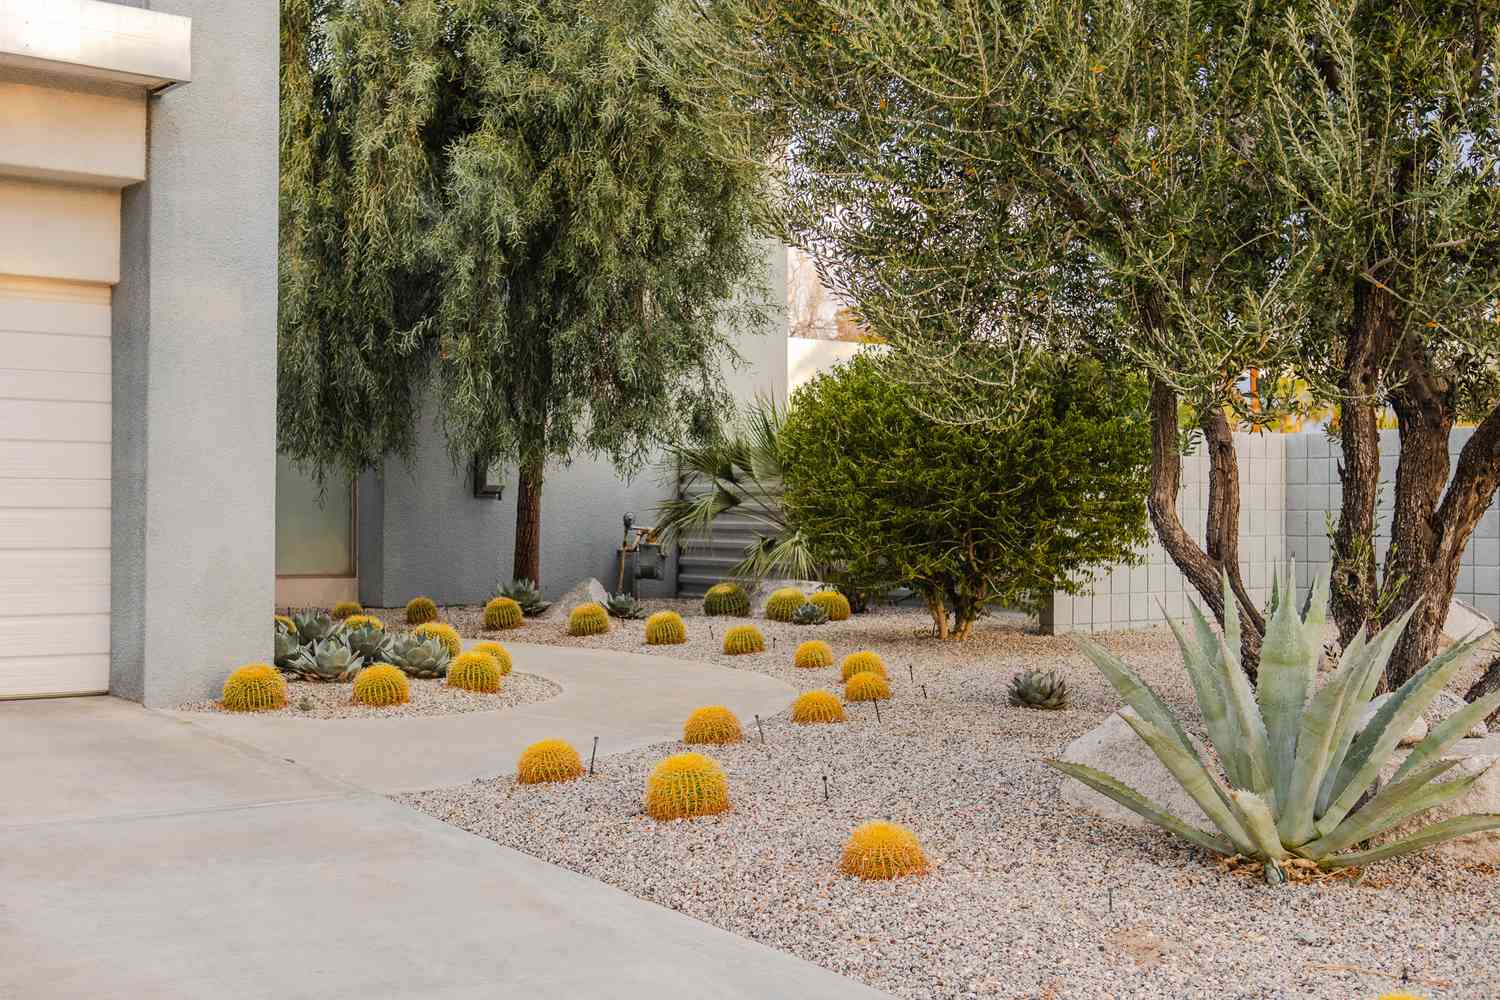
[357,239,789,607]
[111,0,279,705]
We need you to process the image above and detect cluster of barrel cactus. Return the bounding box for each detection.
[330,600,363,620]
[722,624,765,655]
[352,664,410,706]
[448,651,503,693]
[517,739,585,784]
[683,706,743,745]
[840,821,929,880]
[845,671,891,702]
[568,602,611,636]
[415,621,462,658]
[764,587,808,622]
[645,610,687,645]
[405,596,439,625]
[810,590,852,622]
[222,663,288,712]
[840,650,887,682]
[483,596,524,630]
[791,690,846,724]
[645,752,730,820]
[794,639,834,669]
[471,641,513,675]
[703,582,750,616]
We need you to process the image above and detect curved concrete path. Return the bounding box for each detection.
[171,641,797,793]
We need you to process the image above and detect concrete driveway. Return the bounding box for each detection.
[0,661,888,999]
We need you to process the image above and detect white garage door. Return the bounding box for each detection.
[0,276,112,698]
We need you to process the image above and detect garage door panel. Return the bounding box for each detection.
[0,370,110,403]
[0,477,110,509]
[0,399,111,442]
[0,287,110,337]
[0,654,109,698]
[0,614,109,657]
[0,441,110,479]
[0,550,109,615]
[0,509,110,549]
[0,331,111,374]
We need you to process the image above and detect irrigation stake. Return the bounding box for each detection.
[908,663,914,684]
[922,684,928,700]
[873,699,882,724]
[589,736,599,776]
[755,713,766,744]
[1107,886,1113,914]
[822,774,829,803]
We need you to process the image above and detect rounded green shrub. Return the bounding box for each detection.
[703,582,750,617]
[568,602,610,636]
[405,596,439,625]
[449,651,503,693]
[764,587,807,622]
[810,590,852,621]
[483,596,524,630]
[353,664,410,706]
[222,663,288,712]
[645,610,687,645]
[722,624,765,655]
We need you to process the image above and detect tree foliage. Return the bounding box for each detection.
[279,0,773,582]
[779,351,1152,639]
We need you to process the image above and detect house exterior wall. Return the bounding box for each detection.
[111,0,278,706]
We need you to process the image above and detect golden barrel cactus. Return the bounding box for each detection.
[470,641,513,675]
[790,690,846,724]
[810,590,852,621]
[645,752,730,820]
[343,613,384,631]
[330,600,363,620]
[517,739,585,784]
[415,621,462,659]
[840,821,929,880]
[274,614,297,635]
[722,624,765,655]
[703,581,750,616]
[683,706,743,745]
[448,651,503,693]
[221,663,288,712]
[840,650,887,682]
[645,610,687,645]
[764,587,807,622]
[568,602,611,636]
[845,671,891,702]
[483,596,524,630]
[794,640,834,669]
[353,664,410,707]
[405,596,439,625]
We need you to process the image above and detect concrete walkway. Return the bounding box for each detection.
[1,658,888,999]
[171,641,799,793]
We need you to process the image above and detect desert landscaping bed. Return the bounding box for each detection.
[181,671,560,720]
[401,600,1500,1000]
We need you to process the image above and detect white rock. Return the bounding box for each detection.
[1443,599,1494,644]
[1429,690,1490,739]
[1354,694,1429,747]
[1058,710,1211,832]
[547,578,610,616]
[750,579,825,615]
[1371,743,1500,865]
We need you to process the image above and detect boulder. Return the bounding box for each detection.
[1429,690,1489,740]
[1354,694,1429,748]
[1370,740,1500,865]
[750,579,825,616]
[546,578,610,617]
[1058,710,1211,832]
[1443,600,1494,644]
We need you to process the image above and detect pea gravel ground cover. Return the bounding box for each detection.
[181,672,560,720]
[399,601,1497,1000]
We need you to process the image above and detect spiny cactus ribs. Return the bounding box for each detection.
[794,640,834,669]
[645,611,687,645]
[330,600,363,620]
[1007,670,1069,710]
[415,621,462,658]
[275,614,297,635]
[568,602,611,636]
[470,641,513,675]
[517,739,585,784]
[343,614,384,632]
[483,596,524,630]
[845,671,891,702]
[840,821,929,880]
[810,589,852,621]
[222,663,288,712]
[790,690,845,724]
[840,650,887,682]
[448,651,503,693]
[353,664,410,706]
[703,581,750,617]
[722,624,765,655]
[764,587,807,622]
[645,752,730,820]
[683,706,743,745]
[405,596,439,625]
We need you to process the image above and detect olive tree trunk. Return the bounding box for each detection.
[513,457,545,585]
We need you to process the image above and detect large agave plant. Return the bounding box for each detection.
[1049,567,1500,881]
[388,632,450,679]
[284,637,363,682]
[291,610,340,645]
[273,629,303,670]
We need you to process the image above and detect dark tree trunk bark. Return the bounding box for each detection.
[1465,657,1500,727]
[513,457,545,586]
[1146,378,1264,669]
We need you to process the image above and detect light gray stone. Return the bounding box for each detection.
[1371,746,1500,865]
[1443,600,1494,644]
[1058,710,1211,832]
[548,577,611,617]
[1429,690,1490,739]
[1354,694,1430,748]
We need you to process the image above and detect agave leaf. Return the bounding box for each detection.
[1076,637,1200,763]
[1215,631,1276,806]
[1278,651,1362,846]
[1257,563,1311,814]
[1118,710,1256,855]
[1300,571,1330,656]
[1316,634,1475,835]
[1165,609,1246,789]
[1312,620,1388,815]
[1317,813,1500,869]
[1393,685,1500,784]
[1045,759,1233,855]
[1301,759,1468,859]
[1229,789,1288,860]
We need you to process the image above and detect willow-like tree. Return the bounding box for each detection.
[279,0,771,584]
